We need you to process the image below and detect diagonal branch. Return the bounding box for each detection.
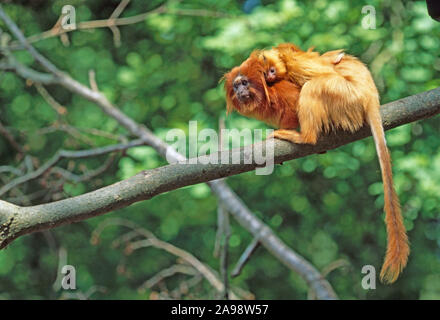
[0,6,60,75]
[0,87,438,289]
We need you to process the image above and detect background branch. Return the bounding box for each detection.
[0,139,146,196]
[6,2,230,50]
[91,218,246,299]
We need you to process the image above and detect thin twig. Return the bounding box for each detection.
[138,264,198,293]
[0,5,60,75]
[170,274,203,299]
[6,4,230,50]
[231,237,261,278]
[92,218,243,299]
[6,188,53,205]
[34,83,67,115]
[50,155,115,183]
[0,165,23,176]
[0,139,146,196]
[56,124,97,147]
[32,124,125,143]
[214,116,227,258]
[88,70,99,92]
[129,238,239,299]
[218,205,230,300]
[0,121,25,154]
[108,0,131,47]
[307,259,351,300]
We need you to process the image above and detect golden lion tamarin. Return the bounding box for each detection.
[224,43,409,283]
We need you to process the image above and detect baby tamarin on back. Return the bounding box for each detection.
[261,43,345,85]
[225,44,409,283]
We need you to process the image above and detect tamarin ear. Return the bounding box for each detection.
[222,71,235,115]
[225,100,234,115]
[218,74,226,84]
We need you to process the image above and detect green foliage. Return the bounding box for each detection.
[0,0,439,300]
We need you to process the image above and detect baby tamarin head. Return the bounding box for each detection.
[257,43,302,84]
[257,49,287,83]
[223,52,271,115]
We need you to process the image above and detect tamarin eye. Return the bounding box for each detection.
[269,67,276,74]
[241,79,248,86]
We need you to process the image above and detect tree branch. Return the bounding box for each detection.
[5,3,230,50]
[0,6,60,75]
[0,86,438,275]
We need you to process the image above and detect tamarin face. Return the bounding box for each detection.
[232,74,251,102]
[259,44,315,84]
[223,54,270,115]
[258,49,286,84]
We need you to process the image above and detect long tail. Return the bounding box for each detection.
[367,102,409,283]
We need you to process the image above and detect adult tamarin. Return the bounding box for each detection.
[224,44,409,283]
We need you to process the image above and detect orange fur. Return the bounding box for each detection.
[223,43,409,283]
[258,44,344,85]
[223,53,300,130]
[271,44,409,283]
